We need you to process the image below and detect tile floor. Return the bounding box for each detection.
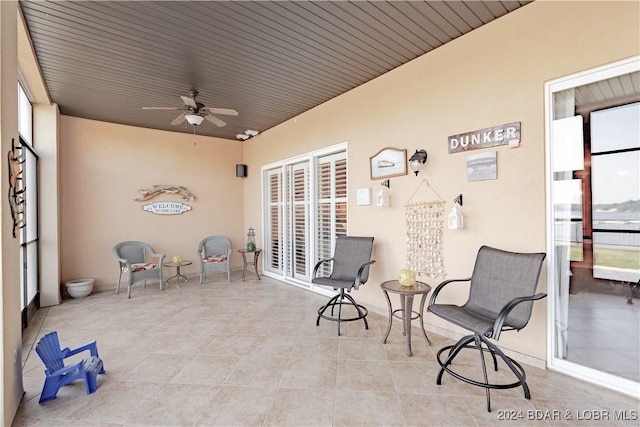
[13,273,640,426]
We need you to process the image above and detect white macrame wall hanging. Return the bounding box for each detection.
[405,180,447,279]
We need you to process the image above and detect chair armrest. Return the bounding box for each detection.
[65,340,100,358]
[48,360,85,377]
[428,278,472,307]
[354,260,376,288]
[312,258,335,279]
[491,293,547,340]
[116,257,130,266]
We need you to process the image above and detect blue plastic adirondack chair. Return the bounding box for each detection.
[35,331,105,403]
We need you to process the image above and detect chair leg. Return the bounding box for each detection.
[116,271,123,294]
[341,292,369,330]
[435,334,532,412]
[316,290,368,336]
[317,293,341,326]
[481,337,531,400]
[337,291,344,336]
[475,335,492,412]
[84,371,98,395]
[436,334,475,385]
[39,377,61,403]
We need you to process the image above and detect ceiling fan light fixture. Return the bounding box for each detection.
[185,113,204,126]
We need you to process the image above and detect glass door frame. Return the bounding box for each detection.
[19,137,40,329]
[544,56,640,397]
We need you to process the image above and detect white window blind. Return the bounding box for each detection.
[316,153,347,278]
[262,146,347,286]
[265,169,283,274]
[287,161,310,280]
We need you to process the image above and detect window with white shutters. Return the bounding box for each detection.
[287,161,310,280]
[262,144,347,287]
[265,169,283,274]
[316,153,347,278]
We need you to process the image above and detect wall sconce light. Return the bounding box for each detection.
[448,194,464,229]
[409,149,428,176]
[376,179,391,207]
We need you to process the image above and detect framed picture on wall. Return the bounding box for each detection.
[370,147,407,180]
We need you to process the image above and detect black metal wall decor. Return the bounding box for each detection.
[7,138,26,238]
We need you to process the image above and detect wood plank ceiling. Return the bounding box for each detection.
[19,1,532,140]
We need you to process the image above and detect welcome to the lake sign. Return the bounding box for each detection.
[448,122,521,154]
[143,201,192,215]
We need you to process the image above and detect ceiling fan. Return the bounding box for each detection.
[142,90,238,127]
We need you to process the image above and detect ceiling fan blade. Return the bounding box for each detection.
[180,95,198,108]
[170,113,186,125]
[202,108,238,116]
[204,114,226,127]
[142,107,182,110]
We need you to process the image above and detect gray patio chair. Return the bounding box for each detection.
[196,236,232,283]
[112,241,165,298]
[428,245,546,412]
[312,236,375,335]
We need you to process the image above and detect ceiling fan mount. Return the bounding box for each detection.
[142,90,238,127]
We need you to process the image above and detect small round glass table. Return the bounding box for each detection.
[238,249,262,281]
[164,260,192,287]
[381,280,432,356]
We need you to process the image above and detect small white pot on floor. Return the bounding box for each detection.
[65,278,94,298]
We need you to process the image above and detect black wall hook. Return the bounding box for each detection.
[454,194,463,206]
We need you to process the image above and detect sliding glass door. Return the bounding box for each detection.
[546,58,640,396]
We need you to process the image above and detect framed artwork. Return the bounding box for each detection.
[370,147,407,180]
[467,151,497,182]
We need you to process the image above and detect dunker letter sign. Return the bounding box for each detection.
[448,122,521,154]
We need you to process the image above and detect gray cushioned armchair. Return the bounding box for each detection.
[112,241,165,298]
[196,236,232,283]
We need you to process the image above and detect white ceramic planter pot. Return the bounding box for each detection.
[65,278,94,298]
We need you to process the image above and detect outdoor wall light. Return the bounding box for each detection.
[448,194,464,229]
[376,179,391,207]
[409,149,428,176]
[185,113,204,126]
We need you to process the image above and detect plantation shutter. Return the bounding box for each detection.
[316,152,348,278]
[287,162,310,280]
[265,168,283,274]
[261,144,346,286]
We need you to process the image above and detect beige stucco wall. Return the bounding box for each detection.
[59,117,245,292]
[1,2,23,425]
[242,0,640,362]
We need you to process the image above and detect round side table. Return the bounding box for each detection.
[164,260,192,287]
[381,280,432,356]
[238,249,262,281]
